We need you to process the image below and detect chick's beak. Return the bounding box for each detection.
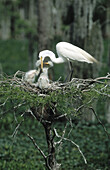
[44,62,49,65]
[40,56,43,70]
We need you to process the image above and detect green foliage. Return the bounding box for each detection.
[0,40,28,74]
[0,75,110,119]
[0,117,46,170]
[0,74,110,169]
[99,39,110,76]
[0,0,37,39]
[0,116,110,169]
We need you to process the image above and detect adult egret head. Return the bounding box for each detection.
[36,59,53,70]
[38,42,98,69]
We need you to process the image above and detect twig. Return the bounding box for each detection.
[76,97,95,113]
[54,113,67,120]
[0,97,9,107]
[27,133,46,159]
[67,117,73,137]
[12,119,24,138]
[26,133,51,170]
[93,89,110,98]
[12,111,26,138]
[55,124,68,153]
[27,109,37,119]
[89,107,110,139]
[54,128,87,164]
[14,102,26,109]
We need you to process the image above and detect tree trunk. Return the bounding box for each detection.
[19,8,25,39]
[29,0,35,21]
[31,105,60,169]
[43,123,60,170]
[37,0,52,52]
[105,1,110,39]
[0,17,11,40]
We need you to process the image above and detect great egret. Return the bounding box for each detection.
[38,42,98,69]
[37,61,53,89]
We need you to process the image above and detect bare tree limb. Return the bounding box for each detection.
[26,133,51,170]
[12,119,24,138]
[0,97,9,107]
[27,133,46,159]
[55,124,68,153]
[89,107,110,139]
[54,128,87,164]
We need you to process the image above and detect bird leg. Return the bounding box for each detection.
[69,65,74,81]
[64,62,74,82]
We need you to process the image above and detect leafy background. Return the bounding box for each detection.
[0,0,110,169]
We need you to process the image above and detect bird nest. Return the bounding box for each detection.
[1,70,110,96]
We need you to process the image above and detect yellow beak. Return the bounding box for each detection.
[40,56,43,70]
[44,62,49,65]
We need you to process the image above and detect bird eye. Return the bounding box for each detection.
[44,57,50,62]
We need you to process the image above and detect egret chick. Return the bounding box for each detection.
[24,69,40,84]
[37,61,53,89]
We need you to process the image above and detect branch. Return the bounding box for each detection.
[54,128,87,164]
[27,109,37,119]
[75,97,95,113]
[55,124,68,153]
[93,89,110,98]
[26,133,51,170]
[0,97,9,107]
[12,119,24,138]
[89,107,110,139]
[12,112,25,138]
[27,133,46,159]
[54,113,67,120]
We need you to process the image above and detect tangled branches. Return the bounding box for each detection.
[1,70,110,94]
[0,71,110,169]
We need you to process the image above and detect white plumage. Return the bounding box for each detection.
[38,42,98,66]
[24,69,40,84]
[37,67,50,89]
[36,61,53,89]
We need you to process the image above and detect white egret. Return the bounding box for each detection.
[38,42,98,69]
[24,60,42,84]
[37,61,53,89]
[24,69,40,84]
[24,59,53,89]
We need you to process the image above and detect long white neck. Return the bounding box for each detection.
[49,53,65,64]
[39,50,65,64]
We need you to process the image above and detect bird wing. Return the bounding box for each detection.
[56,42,98,63]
